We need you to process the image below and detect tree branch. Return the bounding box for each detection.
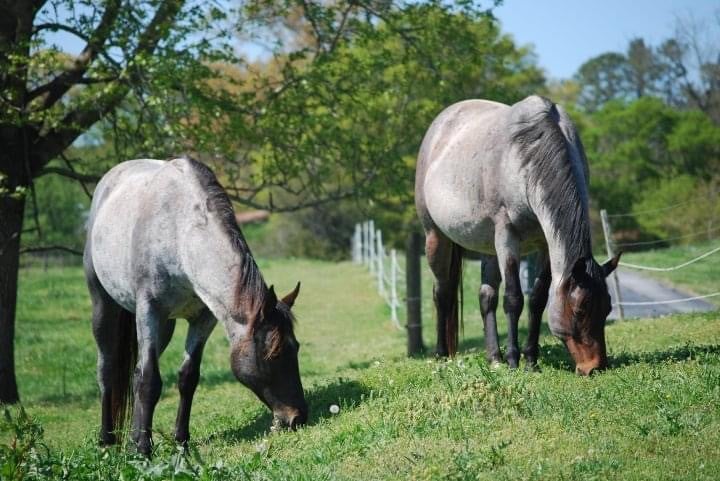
[37,165,100,183]
[30,0,185,174]
[19,245,83,256]
[26,1,123,110]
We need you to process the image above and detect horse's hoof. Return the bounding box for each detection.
[525,363,541,373]
[489,360,504,370]
[99,432,116,447]
[135,438,153,457]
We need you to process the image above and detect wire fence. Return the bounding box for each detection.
[352,220,405,330]
[600,194,720,317]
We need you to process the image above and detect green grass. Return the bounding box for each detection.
[2,259,720,480]
[620,241,720,305]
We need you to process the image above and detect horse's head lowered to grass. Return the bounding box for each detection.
[231,282,308,429]
[548,254,621,375]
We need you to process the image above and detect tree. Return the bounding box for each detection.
[0,0,233,403]
[581,97,720,238]
[574,14,720,119]
[0,0,540,403]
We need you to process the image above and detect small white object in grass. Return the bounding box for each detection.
[329,404,340,414]
[255,439,269,453]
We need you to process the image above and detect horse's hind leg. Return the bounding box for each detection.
[87,271,123,446]
[524,250,551,371]
[131,296,166,456]
[175,308,216,447]
[494,224,524,369]
[479,255,502,365]
[425,228,457,357]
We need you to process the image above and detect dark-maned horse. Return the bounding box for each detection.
[415,96,620,375]
[84,157,307,455]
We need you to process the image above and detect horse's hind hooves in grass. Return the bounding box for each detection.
[524,363,541,373]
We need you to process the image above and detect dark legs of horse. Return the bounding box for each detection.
[174,310,216,448]
[524,251,551,371]
[425,228,454,357]
[88,273,122,446]
[479,256,502,365]
[131,298,166,456]
[501,258,524,369]
[494,225,524,369]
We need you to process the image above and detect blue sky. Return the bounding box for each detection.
[493,0,719,79]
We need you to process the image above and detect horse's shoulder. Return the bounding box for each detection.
[509,95,557,124]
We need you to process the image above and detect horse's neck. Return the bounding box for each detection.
[533,192,592,286]
[184,221,263,343]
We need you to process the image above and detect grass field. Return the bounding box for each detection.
[2,258,720,480]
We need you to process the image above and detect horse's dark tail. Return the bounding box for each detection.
[112,308,137,437]
[446,242,464,356]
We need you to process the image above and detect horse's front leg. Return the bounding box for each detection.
[175,309,216,448]
[131,297,165,456]
[524,250,551,371]
[479,255,502,365]
[495,224,524,369]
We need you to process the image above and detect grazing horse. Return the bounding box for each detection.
[415,96,620,375]
[84,157,307,455]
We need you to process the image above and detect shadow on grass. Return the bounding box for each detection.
[537,342,720,372]
[609,343,720,367]
[203,378,369,443]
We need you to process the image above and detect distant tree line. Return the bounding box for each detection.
[560,13,720,244]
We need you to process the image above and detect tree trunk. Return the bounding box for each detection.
[0,193,24,404]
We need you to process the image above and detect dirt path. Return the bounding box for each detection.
[608,268,716,320]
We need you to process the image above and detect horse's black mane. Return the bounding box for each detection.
[184,157,268,319]
[510,97,596,276]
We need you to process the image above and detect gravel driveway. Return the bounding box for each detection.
[608,268,717,320]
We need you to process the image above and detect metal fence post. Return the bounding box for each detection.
[352,223,361,263]
[376,230,385,295]
[368,221,376,273]
[390,249,399,328]
[600,209,624,321]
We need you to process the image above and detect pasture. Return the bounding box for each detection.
[2,256,720,480]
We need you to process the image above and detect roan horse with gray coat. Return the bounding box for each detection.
[85,157,307,454]
[416,96,620,375]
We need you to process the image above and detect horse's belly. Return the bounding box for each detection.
[424,175,496,252]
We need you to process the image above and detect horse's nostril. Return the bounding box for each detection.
[576,364,602,376]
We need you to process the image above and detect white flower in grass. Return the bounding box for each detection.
[329,404,340,414]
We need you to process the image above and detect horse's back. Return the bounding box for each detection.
[416,96,554,254]
[87,158,201,312]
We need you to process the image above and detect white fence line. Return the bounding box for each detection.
[617,244,720,272]
[601,203,720,310]
[615,291,720,306]
[352,220,403,330]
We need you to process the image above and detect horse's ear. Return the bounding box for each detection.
[262,285,278,320]
[571,257,587,280]
[281,281,301,308]
[602,252,622,277]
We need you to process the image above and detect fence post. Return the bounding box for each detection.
[406,232,424,356]
[600,209,625,321]
[352,223,360,263]
[390,249,399,329]
[364,221,370,266]
[369,221,376,273]
[376,230,385,295]
[360,221,366,264]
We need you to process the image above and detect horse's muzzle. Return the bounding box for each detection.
[273,405,308,430]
